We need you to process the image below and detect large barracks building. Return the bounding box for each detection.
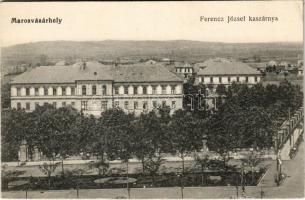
[10,61,184,116]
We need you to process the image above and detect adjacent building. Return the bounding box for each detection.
[10,61,183,116]
[196,58,262,89]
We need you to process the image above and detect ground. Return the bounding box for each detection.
[2,138,304,198]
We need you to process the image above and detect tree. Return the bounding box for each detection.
[169,110,204,174]
[100,109,136,197]
[216,84,227,96]
[1,82,11,109]
[38,162,60,189]
[207,105,240,170]
[78,115,110,175]
[194,153,209,186]
[32,105,78,175]
[133,111,163,173]
[144,154,165,185]
[1,109,33,162]
[241,151,262,185]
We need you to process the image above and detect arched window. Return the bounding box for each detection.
[92,85,97,95]
[102,85,107,95]
[82,85,87,95]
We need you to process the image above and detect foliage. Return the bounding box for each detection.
[168,110,205,173]
[1,81,302,165]
[38,162,60,189]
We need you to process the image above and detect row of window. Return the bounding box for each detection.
[176,68,193,73]
[16,87,77,96]
[14,84,180,96]
[81,85,107,95]
[204,76,258,83]
[16,101,75,110]
[80,100,176,111]
[113,85,177,95]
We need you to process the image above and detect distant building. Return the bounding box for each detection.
[174,62,194,79]
[10,61,183,116]
[196,58,262,89]
[298,60,304,76]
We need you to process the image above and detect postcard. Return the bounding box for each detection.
[0,1,303,199]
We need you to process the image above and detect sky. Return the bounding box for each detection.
[0,1,303,47]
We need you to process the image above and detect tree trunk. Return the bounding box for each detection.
[142,157,145,174]
[223,156,226,170]
[201,166,204,186]
[48,175,51,190]
[251,166,254,185]
[152,174,155,186]
[101,153,104,175]
[126,160,130,199]
[181,156,185,175]
[61,159,64,176]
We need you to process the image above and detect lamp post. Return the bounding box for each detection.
[177,174,184,199]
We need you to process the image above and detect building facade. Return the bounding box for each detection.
[196,58,262,90]
[10,61,183,116]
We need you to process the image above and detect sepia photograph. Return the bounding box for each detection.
[0,1,304,199]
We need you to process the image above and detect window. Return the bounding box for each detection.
[26,102,30,110]
[210,77,213,83]
[62,87,66,95]
[171,86,175,94]
[35,102,39,109]
[162,86,166,94]
[152,86,156,94]
[134,86,138,95]
[255,77,258,82]
[114,101,119,108]
[219,77,222,83]
[92,85,97,95]
[124,101,129,109]
[44,102,48,106]
[35,88,39,96]
[62,102,66,107]
[143,101,148,110]
[237,77,240,82]
[81,101,88,110]
[101,101,107,110]
[134,101,138,109]
[26,88,30,96]
[71,102,75,107]
[102,85,107,95]
[17,102,21,110]
[228,77,231,83]
[143,86,147,95]
[44,88,48,96]
[82,85,87,95]
[114,86,119,95]
[245,77,249,83]
[162,101,166,108]
[71,87,75,95]
[53,102,57,109]
[153,101,158,108]
[124,86,128,95]
[172,101,176,109]
[53,88,57,95]
[17,88,21,96]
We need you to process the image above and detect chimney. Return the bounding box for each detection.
[80,62,86,70]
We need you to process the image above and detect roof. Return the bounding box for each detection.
[113,64,182,82]
[174,62,193,68]
[268,60,277,66]
[11,61,182,84]
[197,58,261,76]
